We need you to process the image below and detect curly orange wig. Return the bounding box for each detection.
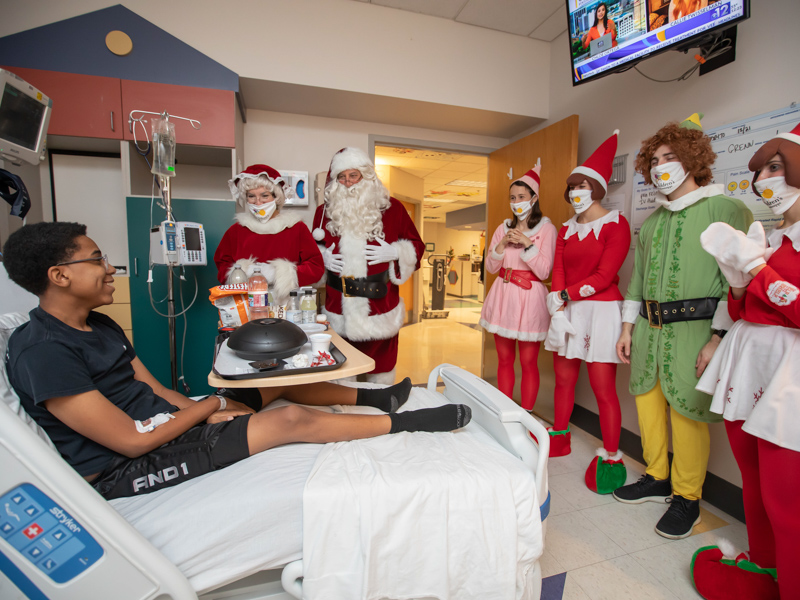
[634,122,716,186]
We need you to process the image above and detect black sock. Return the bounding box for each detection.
[356,377,412,413]
[388,404,472,434]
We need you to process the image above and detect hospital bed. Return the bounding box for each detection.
[0,310,550,600]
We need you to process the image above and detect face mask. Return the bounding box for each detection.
[650,161,688,195]
[510,200,533,221]
[568,189,593,214]
[248,201,276,221]
[754,176,800,215]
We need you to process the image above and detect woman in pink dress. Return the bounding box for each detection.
[479,162,557,411]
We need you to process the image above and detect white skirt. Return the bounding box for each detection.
[545,300,622,363]
[697,320,800,451]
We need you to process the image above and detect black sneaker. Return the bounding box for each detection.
[612,473,672,504]
[655,494,701,539]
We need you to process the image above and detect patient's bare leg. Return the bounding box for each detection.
[257,378,412,413]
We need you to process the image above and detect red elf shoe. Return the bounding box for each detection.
[691,541,779,600]
[548,426,571,457]
[585,449,626,495]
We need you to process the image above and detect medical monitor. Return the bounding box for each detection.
[567,0,749,86]
[0,68,52,166]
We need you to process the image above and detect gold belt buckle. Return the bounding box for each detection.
[341,275,352,298]
[503,269,512,283]
[645,300,662,329]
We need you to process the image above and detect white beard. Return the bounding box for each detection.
[325,178,390,241]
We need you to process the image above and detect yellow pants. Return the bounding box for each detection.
[635,380,710,500]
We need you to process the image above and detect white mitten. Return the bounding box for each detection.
[716,261,751,289]
[700,222,767,273]
[546,311,577,350]
[322,243,344,274]
[365,238,399,266]
[546,291,565,316]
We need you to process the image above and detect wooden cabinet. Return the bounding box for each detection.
[121,80,235,148]
[2,66,123,139]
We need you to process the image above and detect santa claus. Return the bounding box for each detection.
[312,148,424,384]
[214,164,324,306]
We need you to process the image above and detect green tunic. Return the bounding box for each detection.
[626,191,752,422]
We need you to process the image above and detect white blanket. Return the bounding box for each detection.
[302,389,543,600]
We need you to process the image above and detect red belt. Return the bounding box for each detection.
[499,268,539,290]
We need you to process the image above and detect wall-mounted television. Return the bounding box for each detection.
[567,0,749,86]
[0,68,52,166]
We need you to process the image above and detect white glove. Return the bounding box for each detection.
[700,222,767,273]
[365,238,399,266]
[546,312,577,350]
[546,291,565,316]
[322,243,344,274]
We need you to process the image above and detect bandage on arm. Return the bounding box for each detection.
[135,412,176,433]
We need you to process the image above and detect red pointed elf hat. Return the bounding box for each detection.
[513,158,542,196]
[777,121,800,146]
[570,130,618,196]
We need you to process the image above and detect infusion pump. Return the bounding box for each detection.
[150,220,207,266]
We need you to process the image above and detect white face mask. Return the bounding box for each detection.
[568,189,593,214]
[510,200,533,221]
[248,201,276,222]
[650,161,688,195]
[754,176,800,215]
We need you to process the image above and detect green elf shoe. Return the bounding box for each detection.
[585,449,626,494]
[691,540,778,600]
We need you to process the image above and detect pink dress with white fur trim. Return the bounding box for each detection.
[479,218,557,341]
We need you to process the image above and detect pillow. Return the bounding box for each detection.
[0,312,58,450]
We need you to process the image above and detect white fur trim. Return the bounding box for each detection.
[622,300,641,324]
[330,147,372,180]
[520,244,539,261]
[389,239,419,285]
[711,300,735,331]
[234,210,302,235]
[595,448,610,460]
[777,132,800,146]
[269,259,299,306]
[503,216,552,237]
[594,448,624,461]
[571,166,608,193]
[716,538,739,560]
[324,299,405,342]
[579,285,596,298]
[608,450,624,461]
[365,369,396,385]
[491,248,505,260]
[479,319,547,342]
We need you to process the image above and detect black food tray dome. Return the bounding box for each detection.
[227,318,308,360]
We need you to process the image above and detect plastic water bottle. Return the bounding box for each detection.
[285,290,302,324]
[248,267,270,320]
[301,289,317,323]
[229,263,248,285]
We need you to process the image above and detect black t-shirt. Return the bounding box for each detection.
[6,307,178,476]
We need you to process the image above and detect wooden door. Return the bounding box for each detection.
[3,66,123,139]
[482,115,579,385]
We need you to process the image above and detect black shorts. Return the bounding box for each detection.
[91,414,253,500]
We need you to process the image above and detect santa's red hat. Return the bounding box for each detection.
[749,122,800,194]
[229,164,286,205]
[565,130,618,201]
[326,147,373,186]
[513,159,542,197]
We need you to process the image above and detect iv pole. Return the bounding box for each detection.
[129,110,202,390]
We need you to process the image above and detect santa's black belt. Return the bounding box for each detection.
[639,297,718,329]
[327,269,390,299]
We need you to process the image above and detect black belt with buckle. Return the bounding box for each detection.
[639,297,719,328]
[327,269,390,299]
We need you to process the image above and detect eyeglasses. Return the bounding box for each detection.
[55,254,110,271]
[337,171,363,184]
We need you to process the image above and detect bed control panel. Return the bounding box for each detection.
[0,483,103,584]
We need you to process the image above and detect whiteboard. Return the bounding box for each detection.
[631,104,800,236]
[51,154,128,274]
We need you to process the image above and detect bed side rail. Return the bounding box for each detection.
[428,364,549,509]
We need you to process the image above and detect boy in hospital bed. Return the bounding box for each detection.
[3,222,471,500]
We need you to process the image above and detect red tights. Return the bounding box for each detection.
[552,355,621,453]
[726,420,800,598]
[494,334,541,410]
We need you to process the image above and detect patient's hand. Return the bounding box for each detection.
[207,397,256,423]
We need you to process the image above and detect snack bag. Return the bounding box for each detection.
[209,284,250,327]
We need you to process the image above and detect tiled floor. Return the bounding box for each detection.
[536,420,746,600]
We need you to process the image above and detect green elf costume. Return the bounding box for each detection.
[613,113,753,539]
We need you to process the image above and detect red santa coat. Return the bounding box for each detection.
[313,197,424,373]
[214,211,324,304]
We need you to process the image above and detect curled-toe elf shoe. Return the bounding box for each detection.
[547,426,571,457]
[691,542,778,600]
[585,449,626,495]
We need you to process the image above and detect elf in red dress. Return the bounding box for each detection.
[214,164,324,306]
[692,125,800,600]
[312,148,424,384]
[545,131,631,494]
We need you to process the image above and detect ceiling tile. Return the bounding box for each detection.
[529,4,568,41]
[370,0,469,19]
[456,0,562,36]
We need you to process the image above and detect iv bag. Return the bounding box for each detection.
[151,116,176,178]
